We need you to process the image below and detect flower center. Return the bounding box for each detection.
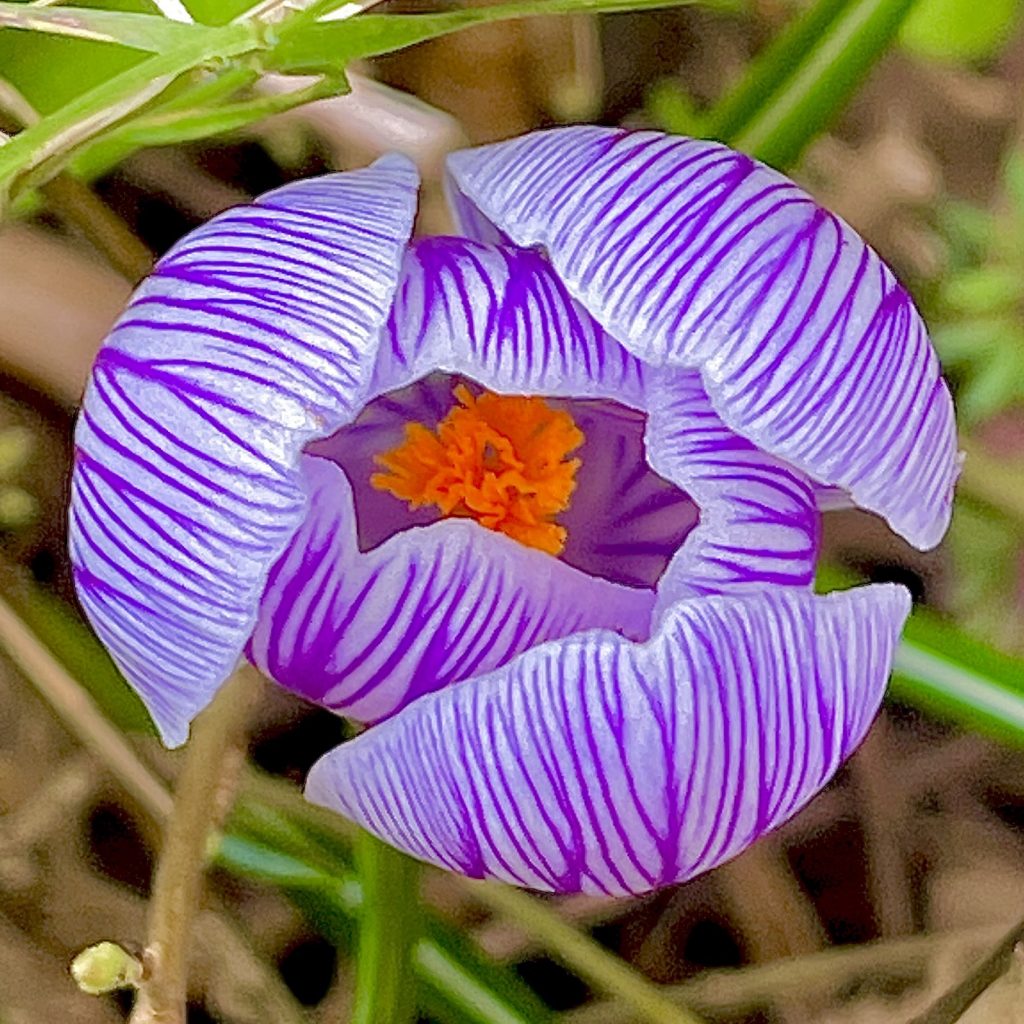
[371,384,583,555]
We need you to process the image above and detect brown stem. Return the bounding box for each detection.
[854,718,915,938]
[129,668,256,1024]
[0,75,153,282]
[562,924,1007,1024]
[0,590,306,1022]
[716,839,826,962]
[39,173,154,283]
[0,592,172,821]
[908,917,1024,1024]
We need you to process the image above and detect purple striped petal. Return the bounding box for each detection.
[69,158,419,745]
[645,367,819,615]
[247,456,655,721]
[446,127,959,550]
[307,583,910,895]
[371,236,646,407]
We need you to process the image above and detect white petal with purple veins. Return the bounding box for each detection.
[374,236,646,407]
[307,583,910,895]
[248,457,655,721]
[70,158,419,744]
[644,366,819,615]
[446,127,959,550]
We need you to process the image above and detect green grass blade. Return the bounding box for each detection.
[0,2,201,50]
[893,609,1024,745]
[268,0,740,74]
[727,0,921,168]
[414,927,553,1024]
[704,0,855,141]
[67,73,345,181]
[217,830,555,1024]
[816,567,1024,746]
[0,21,259,209]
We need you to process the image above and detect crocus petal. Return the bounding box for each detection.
[69,158,419,745]
[645,367,819,615]
[248,457,656,721]
[372,236,646,407]
[307,583,910,895]
[446,127,959,550]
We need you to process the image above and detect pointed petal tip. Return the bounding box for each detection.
[893,505,953,553]
[840,578,912,625]
[150,709,190,750]
[257,153,421,204]
[371,151,421,179]
[304,756,341,813]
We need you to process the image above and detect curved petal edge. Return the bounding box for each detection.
[69,158,420,745]
[306,582,910,895]
[446,127,959,551]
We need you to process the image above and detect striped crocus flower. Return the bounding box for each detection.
[70,127,958,895]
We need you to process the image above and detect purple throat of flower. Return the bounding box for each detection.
[69,126,959,896]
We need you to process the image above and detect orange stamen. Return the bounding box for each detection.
[371,385,584,555]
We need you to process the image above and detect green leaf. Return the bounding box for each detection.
[901,0,1023,62]
[218,834,330,889]
[0,1,199,50]
[1004,149,1024,214]
[958,346,1024,423]
[184,0,261,25]
[66,72,345,179]
[0,486,37,530]
[0,425,33,477]
[414,926,554,1024]
[893,607,1024,746]
[0,0,161,116]
[646,77,706,136]
[939,200,998,259]
[933,316,1018,362]
[268,0,739,74]
[818,567,1024,747]
[725,0,922,169]
[945,266,1024,314]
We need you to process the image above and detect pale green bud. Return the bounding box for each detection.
[70,941,143,995]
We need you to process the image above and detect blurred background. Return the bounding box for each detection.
[1,1,1024,1022]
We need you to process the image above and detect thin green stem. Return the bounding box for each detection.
[351,830,421,1024]
[473,882,707,1024]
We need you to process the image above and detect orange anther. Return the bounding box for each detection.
[371,385,583,555]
